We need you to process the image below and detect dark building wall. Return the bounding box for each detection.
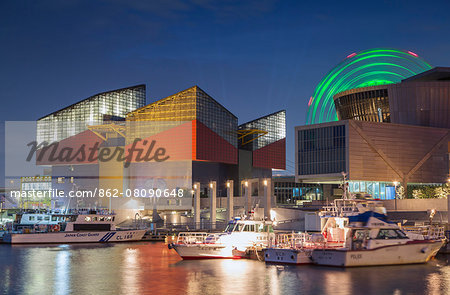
[192,161,238,197]
[388,81,450,129]
[296,122,346,176]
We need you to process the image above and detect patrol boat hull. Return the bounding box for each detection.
[170,243,237,259]
[2,230,146,244]
[264,248,313,265]
[311,240,444,267]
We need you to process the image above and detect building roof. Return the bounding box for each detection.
[238,110,286,128]
[38,84,146,120]
[127,85,237,119]
[402,67,450,82]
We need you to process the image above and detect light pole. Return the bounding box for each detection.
[393,181,399,211]
[0,194,4,223]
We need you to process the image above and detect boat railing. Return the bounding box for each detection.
[176,232,210,244]
[274,233,307,249]
[403,225,447,240]
[273,232,330,249]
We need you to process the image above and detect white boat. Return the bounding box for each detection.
[2,210,146,244]
[264,248,312,265]
[168,218,275,259]
[264,233,312,264]
[264,233,319,265]
[311,211,445,267]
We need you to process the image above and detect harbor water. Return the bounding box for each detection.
[0,242,449,295]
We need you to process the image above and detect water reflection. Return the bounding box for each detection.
[54,248,71,295]
[0,243,448,295]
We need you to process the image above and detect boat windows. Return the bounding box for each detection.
[224,223,235,233]
[234,223,245,232]
[85,217,91,222]
[37,216,43,221]
[353,230,369,241]
[376,229,406,239]
[243,224,255,232]
[99,217,105,221]
[44,216,50,221]
[52,216,57,221]
[92,217,98,221]
[29,216,35,221]
[395,230,409,239]
[352,229,369,250]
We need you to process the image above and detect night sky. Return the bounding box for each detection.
[2,0,450,180]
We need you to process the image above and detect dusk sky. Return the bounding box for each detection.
[2,0,450,179]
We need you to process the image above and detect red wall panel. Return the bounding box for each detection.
[195,120,237,164]
[253,138,286,169]
[36,130,104,165]
[125,121,193,162]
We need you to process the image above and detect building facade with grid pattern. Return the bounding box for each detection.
[238,110,286,170]
[37,85,146,143]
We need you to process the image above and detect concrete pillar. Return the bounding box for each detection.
[448,194,450,227]
[193,182,200,230]
[226,180,234,221]
[446,194,450,253]
[244,180,251,215]
[403,178,408,199]
[209,181,216,230]
[264,178,272,219]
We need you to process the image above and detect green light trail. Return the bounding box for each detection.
[306,48,432,124]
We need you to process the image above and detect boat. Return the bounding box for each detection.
[1,210,146,244]
[263,232,321,265]
[168,218,275,259]
[311,210,445,267]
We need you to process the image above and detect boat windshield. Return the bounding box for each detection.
[233,223,245,232]
[224,223,236,233]
[376,229,409,239]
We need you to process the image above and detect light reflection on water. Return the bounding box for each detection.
[0,242,448,295]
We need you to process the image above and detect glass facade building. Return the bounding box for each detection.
[348,180,396,200]
[297,124,346,175]
[127,86,238,164]
[273,176,323,205]
[37,85,146,143]
[126,86,240,197]
[334,86,390,123]
[238,110,286,169]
